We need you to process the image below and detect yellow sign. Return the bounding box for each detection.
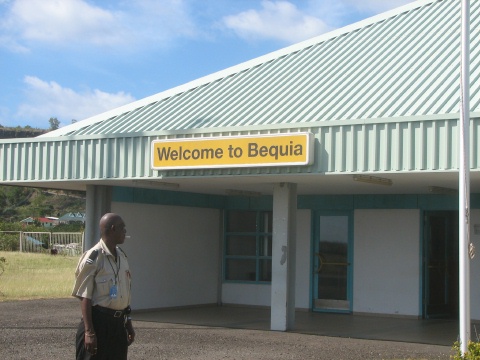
[151,133,314,170]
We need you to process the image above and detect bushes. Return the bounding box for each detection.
[51,223,84,232]
[0,233,19,251]
[0,221,43,232]
[452,341,480,359]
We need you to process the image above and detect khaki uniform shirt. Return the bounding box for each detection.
[72,239,131,310]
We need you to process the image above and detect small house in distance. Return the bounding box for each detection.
[59,212,86,224]
[20,217,59,228]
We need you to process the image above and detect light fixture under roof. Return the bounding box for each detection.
[428,186,457,195]
[225,189,262,197]
[131,180,179,189]
[353,175,393,186]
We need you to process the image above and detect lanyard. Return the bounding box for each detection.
[106,253,121,285]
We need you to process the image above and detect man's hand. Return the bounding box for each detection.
[84,331,98,355]
[80,298,97,355]
[126,319,135,345]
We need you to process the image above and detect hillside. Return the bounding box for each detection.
[0,127,47,139]
[0,186,86,223]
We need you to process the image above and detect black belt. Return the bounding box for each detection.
[93,306,125,318]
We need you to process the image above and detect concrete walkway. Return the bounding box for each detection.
[133,306,468,346]
[0,299,455,359]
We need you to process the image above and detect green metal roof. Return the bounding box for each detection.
[45,0,479,138]
[2,0,480,193]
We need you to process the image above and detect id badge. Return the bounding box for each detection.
[109,284,118,299]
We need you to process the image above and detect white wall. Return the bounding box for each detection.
[221,209,311,309]
[353,209,420,316]
[113,202,221,310]
[222,283,271,306]
[470,209,480,320]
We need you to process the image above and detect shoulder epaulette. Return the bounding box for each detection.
[86,249,99,264]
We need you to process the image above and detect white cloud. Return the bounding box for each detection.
[5,0,125,46]
[1,0,197,50]
[0,0,417,51]
[222,1,331,44]
[16,76,135,127]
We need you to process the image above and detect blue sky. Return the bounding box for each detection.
[0,0,414,129]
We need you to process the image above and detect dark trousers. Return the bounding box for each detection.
[76,308,128,360]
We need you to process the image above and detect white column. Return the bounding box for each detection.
[271,182,297,331]
[84,185,112,251]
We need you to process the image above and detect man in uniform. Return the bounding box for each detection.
[72,213,135,359]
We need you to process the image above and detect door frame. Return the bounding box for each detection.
[310,210,354,313]
[422,210,459,319]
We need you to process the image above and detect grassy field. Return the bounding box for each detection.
[0,251,79,301]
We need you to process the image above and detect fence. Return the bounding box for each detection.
[0,231,84,256]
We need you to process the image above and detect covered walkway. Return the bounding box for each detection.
[133,306,471,347]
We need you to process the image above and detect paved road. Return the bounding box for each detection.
[0,298,453,359]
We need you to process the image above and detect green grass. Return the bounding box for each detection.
[0,251,79,301]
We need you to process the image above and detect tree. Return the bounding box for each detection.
[49,117,60,130]
[0,186,35,220]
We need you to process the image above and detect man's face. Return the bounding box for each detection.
[112,219,127,244]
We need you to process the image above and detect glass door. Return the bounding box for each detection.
[423,211,458,319]
[313,213,352,312]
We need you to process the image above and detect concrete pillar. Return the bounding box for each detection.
[271,182,297,331]
[84,185,112,251]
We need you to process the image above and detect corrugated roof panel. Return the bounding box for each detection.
[113,105,149,132]
[469,10,480,111]
[350,2,457,119]
[5,117,480,183]
[229,60,306,126]
[395,25,459,114]
[314,19,405,120]
[355,4,456,117]
[42,0,479,138]
[219,59,300,124]
[200,56,298,127]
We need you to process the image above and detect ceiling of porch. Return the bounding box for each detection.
[10,170,480,197]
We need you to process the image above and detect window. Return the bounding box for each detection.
[224,210,272,282]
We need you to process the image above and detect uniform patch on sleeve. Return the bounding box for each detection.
[86,249,98,264]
